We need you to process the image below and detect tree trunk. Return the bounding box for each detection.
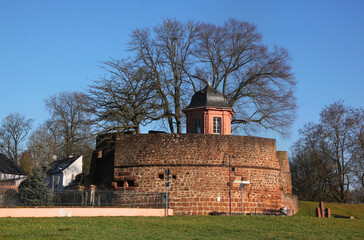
[175,85,182,134]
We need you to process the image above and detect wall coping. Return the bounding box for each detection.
[0,208,173,218]
[116,133,276,142]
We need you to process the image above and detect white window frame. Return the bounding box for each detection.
[213,117,221,134]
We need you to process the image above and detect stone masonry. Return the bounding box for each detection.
[92,133,297,215]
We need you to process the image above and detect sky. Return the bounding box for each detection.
[0,0,363,152]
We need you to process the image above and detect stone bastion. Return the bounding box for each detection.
[91,133,298,215]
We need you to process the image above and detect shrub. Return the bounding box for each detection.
[18,168,52,206]
[3,189,20,206]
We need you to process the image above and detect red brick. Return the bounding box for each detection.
[92,134,297,215]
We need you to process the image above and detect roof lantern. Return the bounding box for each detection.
[184,84,232,110]
[183,84,234,135]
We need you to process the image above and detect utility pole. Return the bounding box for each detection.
[229,156,232,216]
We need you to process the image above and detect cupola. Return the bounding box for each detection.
[183,85,234,135]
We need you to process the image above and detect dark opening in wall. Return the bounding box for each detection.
[159,174,164,179]
[127,180,135,187]
[116,181,124,187]
[232,167,235,172]
[172,175,177,180]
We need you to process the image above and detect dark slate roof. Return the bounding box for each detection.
[0,153,27,175]
[184,84,232,110]
[46,156,80,175]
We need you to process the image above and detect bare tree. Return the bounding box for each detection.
[194,19,296,135]
[127,18,296,134]
[129,19,198,133]
[290,101,363,202]
[290,123,336,201]
[45,91,94,172]
[349,108,364,189]
[27,123,58,168]
[88,59,161,134]
[319,101,359,202]
[0,113,33,164]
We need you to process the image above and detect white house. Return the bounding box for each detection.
[0,153,27,187]
[45,155,83,191]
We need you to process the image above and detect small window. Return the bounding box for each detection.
[53,176,60,189]
[232,167,235,172]
[193,119,201,133]
[213,117,221,134]
[116,181,124,188]
[159,174,164,179]
[172,175,177,180]
[127,180,135,187]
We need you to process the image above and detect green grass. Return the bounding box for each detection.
[0,215,363,240]
[296,201,364,219]
[1,202,363,239]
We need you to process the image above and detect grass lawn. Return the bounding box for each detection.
[0,215,363,240]
[296,201,364,219]
[1,202,363,239]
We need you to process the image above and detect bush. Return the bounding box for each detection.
[3,189,20,206]
[18,168,52,206]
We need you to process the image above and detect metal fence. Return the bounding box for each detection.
[0,187,165,208]
[52,189,165,208]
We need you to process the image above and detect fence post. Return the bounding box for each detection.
[85,192,88,206]
[90,185,96,207]
[81,192,84,206]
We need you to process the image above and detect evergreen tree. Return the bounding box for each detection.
[18,168,52,206]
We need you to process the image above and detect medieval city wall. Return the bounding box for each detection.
[109,134,294,215]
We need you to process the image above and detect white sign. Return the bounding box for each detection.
[233,180,250,184]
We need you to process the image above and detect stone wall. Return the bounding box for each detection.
[92,134,297,215]
[277,151,293,194]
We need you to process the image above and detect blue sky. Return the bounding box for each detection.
[0,0,363,152]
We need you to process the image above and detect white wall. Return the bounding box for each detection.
[62,156,83,187]
[0,173,27,186]
[46,156,83,190]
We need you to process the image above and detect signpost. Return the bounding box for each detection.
[165,168,170,216]
[234,180,250,215]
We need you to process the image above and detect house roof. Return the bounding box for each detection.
[46,156,80,175]
[0,153,27,175]
[184,84,232,110]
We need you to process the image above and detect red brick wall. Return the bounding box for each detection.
[277,151,293,194]
[184,109,205,134]
[103,134,296,215]
[184,108,234,135]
